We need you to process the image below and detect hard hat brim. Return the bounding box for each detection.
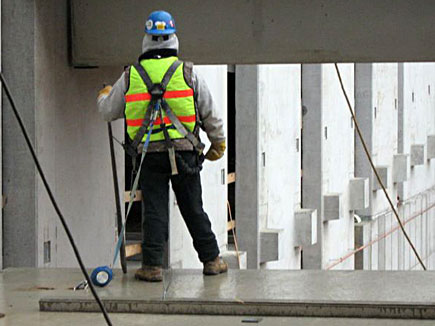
[145,28,176,36]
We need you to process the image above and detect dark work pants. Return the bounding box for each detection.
[139,151,220,266]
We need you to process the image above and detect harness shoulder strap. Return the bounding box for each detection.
[133,62,153,90]
[130,59,204,154]
[160,99,205,154]
[134,59,182,91]
[130,60,182,151]
[161,60,182,89]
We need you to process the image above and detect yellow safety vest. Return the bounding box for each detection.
[125,56,196,143]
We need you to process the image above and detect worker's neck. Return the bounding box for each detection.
[139,49,178,61]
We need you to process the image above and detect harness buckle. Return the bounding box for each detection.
[149,83,165,100]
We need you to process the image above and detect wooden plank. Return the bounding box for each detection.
[228,173,236,184]
[124,190,142,203]
[125,243,142,258]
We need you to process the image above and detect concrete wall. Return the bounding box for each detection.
[236,65,260,269]
[35,0,125,268]
[0,0,2,270]
[355,63,398,217]
[169,65,228,268]
[258,64,302,269]
[2,0,124,268]
[353,63,435,271]
[302,64,355,269]
[2,0,37,267]
[399,63,435,200]
[236,64,303,269]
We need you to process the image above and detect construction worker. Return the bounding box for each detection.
[97,10,227,282]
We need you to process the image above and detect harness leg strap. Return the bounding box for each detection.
[159,108,179,175]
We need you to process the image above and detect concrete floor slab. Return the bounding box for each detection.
[2,268,435,325]
[12,268,433,319]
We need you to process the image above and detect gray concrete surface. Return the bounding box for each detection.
[3,269,435,325]
[16,268,435,318]
[71,0,435,65]
[236,66,260,269]
[302,64,355,269]
[2,0,37,268]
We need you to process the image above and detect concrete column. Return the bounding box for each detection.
[301,64,323,269]
[2,0,37,267]
[0,0,2,270]
[236,65,260,269]
[354,64,373,217]
[397,63,405,202]
[355,63,399,220]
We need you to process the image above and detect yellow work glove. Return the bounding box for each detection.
[98,85,112,100]
[205,140,226,161]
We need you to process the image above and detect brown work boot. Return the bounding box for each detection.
[203,256,228,275]
[135,265,163,282]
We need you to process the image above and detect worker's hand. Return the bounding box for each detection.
[205,140,226,161]
[98,85,112,100]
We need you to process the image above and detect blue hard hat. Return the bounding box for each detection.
[145,10,176,35]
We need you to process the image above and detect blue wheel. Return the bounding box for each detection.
[91,266,113,287]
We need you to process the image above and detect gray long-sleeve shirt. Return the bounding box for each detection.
[97,66,225,144]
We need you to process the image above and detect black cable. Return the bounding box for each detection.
[0,72,113,325]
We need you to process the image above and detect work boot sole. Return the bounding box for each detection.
[134,273,163,282]
[203,266,228,276]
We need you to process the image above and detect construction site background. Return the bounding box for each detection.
[2,0,435,274]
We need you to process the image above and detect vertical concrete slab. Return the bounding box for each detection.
[33,0,124,267]
[2,0,37,267]
[321,64,355,270]
[377,215,386,270]
[302,64,355,269]
[169,65,228,268]
[236,65,260,269]
[257,64,302,270]
[399,63,435,200]
[355,63,398,218]
[301,65,323,269]
[0,0,2,270]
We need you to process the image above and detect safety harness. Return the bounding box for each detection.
[112,60,205,267]
[127,60,205,175]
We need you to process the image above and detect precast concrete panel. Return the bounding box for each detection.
[2,0,36,267]
[301,65,323,269]
[302,64,354,269]
[355,63,398,218]
[321,64,355,270]
[399,63,435,200]
[169,66,228,268]
[257,65,302,270]
[236,66,260,269]
[70,0,435,65]
[33,0,125,268]
[0,0,2,269]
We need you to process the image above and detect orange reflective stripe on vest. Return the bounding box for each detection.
[126,114,196,127]
[124,56,197,143]
[125,89,194,103]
